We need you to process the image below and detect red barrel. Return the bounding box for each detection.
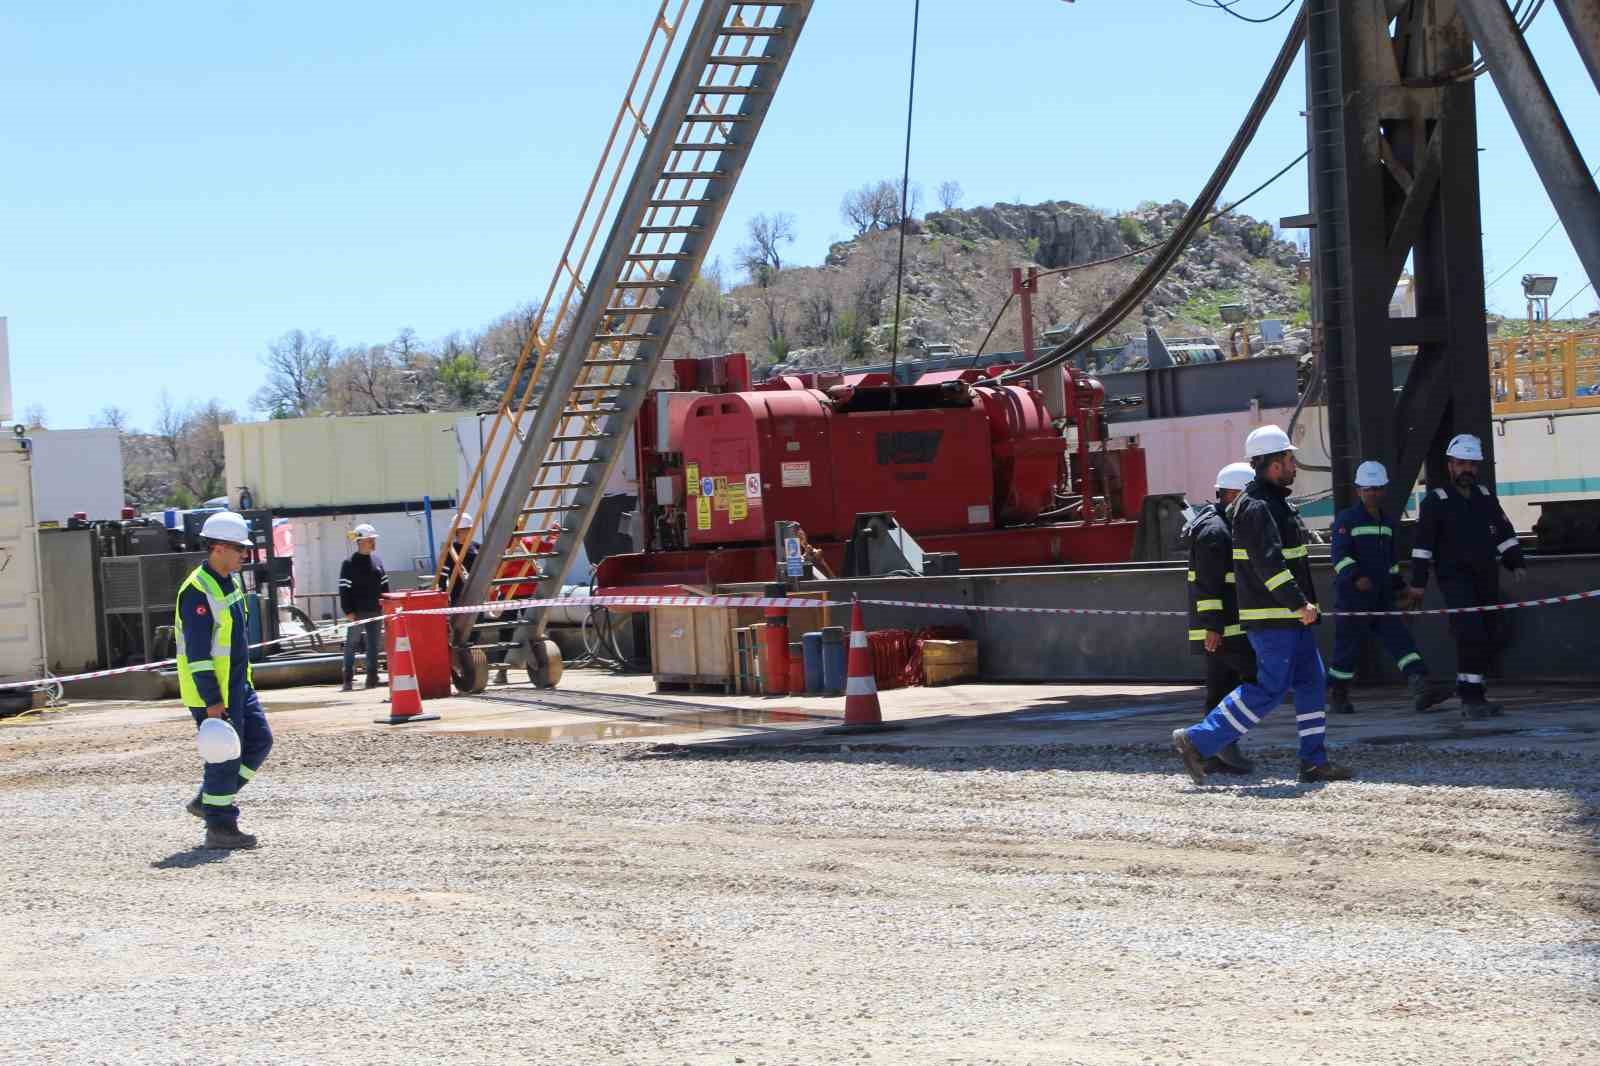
[382,590,452,700]
[786,642,805,697]
[762,606,789,695]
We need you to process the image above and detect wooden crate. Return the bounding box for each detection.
[921,639,978,687]
[650,605,738,688]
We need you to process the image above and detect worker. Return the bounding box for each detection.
[1404,433,1527,718]
[1182,461,1257,776]
[338,522,390,692]
[438,511,481,606]
[1172,425,1354,785]
[1326,462,1451,715]
[176,511,272,850]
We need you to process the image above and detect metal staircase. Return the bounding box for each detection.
[440,0,812,688]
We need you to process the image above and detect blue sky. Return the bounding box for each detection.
[3,1,1597,431]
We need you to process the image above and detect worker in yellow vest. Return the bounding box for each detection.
[176,512,273,849]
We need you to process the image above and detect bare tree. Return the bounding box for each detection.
[678,261,741,355]
[937,180,963,212]
[21,403,46,429]
[176,401,236,502]
[330,344,401,414]
[92,406,132,432]
[739,212,796,282]
[254,329,334,417]
[154,390,186,466]
[841,180,914,235]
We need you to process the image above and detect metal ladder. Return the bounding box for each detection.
[441,0,812,685]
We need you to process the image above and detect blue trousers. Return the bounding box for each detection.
[343,616,382,683]
[190,690,273,827]
[1185,627,1328,767]
[1328,613,1424,682]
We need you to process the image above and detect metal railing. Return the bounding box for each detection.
[1490,331,1600,414]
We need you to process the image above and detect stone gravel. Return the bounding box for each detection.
[1,714,1597,1065]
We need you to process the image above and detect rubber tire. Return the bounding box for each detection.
[451,647,490,694]
[527,639,565,689]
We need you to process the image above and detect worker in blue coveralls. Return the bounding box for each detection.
[176,512,272,850]
[1172,425,1354,785]
[1326,460,1451,716]
[1403,433,1527,719]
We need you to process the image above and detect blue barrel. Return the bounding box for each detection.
[820,626,847,695]
[244,593,265,662]
[163,507,179,529]
[801,631,825,694]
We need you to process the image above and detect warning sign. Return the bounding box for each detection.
[781,461,811,488]
[744,473,762,499]
[729,498,748,522]
[696,496,712,530]
[686,463,700,493]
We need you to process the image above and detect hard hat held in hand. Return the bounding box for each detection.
[197,717,241,764]
[1214,462,1254,491]
[1354,460,1389,488]
[200,511,253,546]
[1445,433,1484,461]
[1244,424,1296,459]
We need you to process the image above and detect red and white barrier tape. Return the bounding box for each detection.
[5,587,1595,696]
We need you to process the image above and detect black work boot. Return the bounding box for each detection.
[1206,742,1255,775]
[365,675,380,690]
[1171,728,1208,786]
[1298,761,1355,783]
[204,823,259,850]
[184,794,205,819]
[1408,673,1451,713]
[1328,681,1355,715]
[1461,700,1503,720]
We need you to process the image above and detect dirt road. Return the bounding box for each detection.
[1,703,1596,1065]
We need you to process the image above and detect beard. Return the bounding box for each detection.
[1454,470,1477,490]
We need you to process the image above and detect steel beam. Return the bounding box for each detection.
[1459,0,1600,297]
[1554,0,1600,98]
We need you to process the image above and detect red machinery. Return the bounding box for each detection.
[596,348,1151,595]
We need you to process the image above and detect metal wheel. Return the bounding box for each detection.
[527,639,565,689]
[451,647,490,694]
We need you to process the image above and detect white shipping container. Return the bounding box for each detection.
[225,413,458,510]
[284,510,456,623]
[27,427,125,523]
[0,437,46,685]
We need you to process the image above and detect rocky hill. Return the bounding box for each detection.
[668,198,1309,372]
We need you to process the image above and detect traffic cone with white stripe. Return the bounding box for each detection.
[831,597,900,733]
[374,611,439,725]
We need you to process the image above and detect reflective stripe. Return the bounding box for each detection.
[1496,537,1519,554]
[1349,525,1392,537]
[1238,606,1300,621]
[189,661,215,673]
[1298,725,1327,737]
[1226,692,1260,724]
[1223,624,1245,638]
[1282,545,1308,559]
[1396,652,1421,671]
[1232,548,1249,560]
[1264,569,1295,591]
[1295,712,1325,723]
[1224,572,1236,584]
[1411,548,1433,559]
[1327,667,1355,680]
[845,676,876,696]
[391,674,419,692]
[201,792,235,806]
[1333,557,1356,574]
[1434,487,1448,500]
[1187,571,1197,582]
[1195,599,1224,612]
[1217,706,1247,734]
[238,765,257,782]
[849,631,868,649]
[1389,564,1400,574]
[1458,672,1484,684]
[1188,629,1208,641]
[394,638,411,653]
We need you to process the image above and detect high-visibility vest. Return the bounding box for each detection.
[174,566,254,709]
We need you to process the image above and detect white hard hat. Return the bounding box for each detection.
[196,717,241,764]
[349,523,379,540]
[1445,433,1484,461]
[199,511,252,547]
[1214,462,1254,491]
[456,512,475,527]
[1244,424,1297,460]
[1354,460,1389,488]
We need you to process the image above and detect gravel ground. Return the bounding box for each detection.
[1,709,1598,1065]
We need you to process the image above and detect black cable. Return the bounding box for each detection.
[887,0,921,403]
[1550,281,1595,320]
[999,6,1308,383]
[1484,161,1600,291]
[1208,0,1297,22]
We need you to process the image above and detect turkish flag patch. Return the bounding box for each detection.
[195,605,208,616]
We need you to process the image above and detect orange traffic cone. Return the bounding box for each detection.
[374,611,440,725]
[832,597,900,734]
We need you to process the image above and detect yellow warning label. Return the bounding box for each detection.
[729,498,748,522]
[696,496,712,530]
[686,464,700,494]
[714,476,728,494]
